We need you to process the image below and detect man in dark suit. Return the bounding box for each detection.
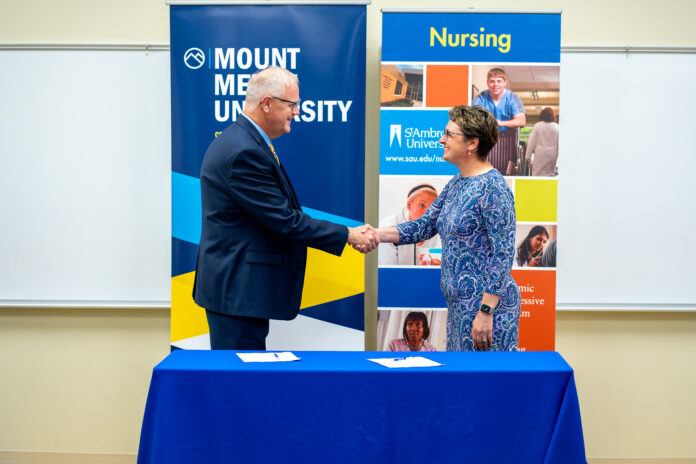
[193,66,377,350]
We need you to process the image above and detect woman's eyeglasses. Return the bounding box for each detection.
[443,129,466,139]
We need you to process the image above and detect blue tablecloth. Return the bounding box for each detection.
[137,351,585,464]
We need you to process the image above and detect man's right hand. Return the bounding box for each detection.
[348,225,379,253]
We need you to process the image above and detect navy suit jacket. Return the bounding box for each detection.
[193,116,349,320]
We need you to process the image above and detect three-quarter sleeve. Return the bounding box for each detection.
[480,180,516,295]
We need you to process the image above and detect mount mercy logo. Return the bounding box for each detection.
[184,48,205,69]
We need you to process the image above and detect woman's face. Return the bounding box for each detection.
[439,121,470,164]
[406,191,436,220]
[530,234,548,254]
[406,319,424,343]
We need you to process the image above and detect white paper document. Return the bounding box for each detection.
[236,352,301,363]
[368,356,443,368]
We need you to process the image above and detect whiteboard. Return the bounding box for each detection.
[0,48,694,309]
[0,49,171,306]
[557,51,696,310]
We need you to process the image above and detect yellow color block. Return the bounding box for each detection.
[515,179,558,222]
[171,272,208,343]
[170,246,364,342]
[300,245,365,309]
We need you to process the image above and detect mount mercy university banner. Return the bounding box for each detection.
[377,10,560,351]
[170,3,367,349]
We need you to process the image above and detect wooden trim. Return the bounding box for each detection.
[2,452,695,464]
[0,451,136,464]
[589,459,696,464]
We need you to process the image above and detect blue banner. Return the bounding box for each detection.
[378,268,446,308]
[383,12,560,63]
[378,10,561,351]
[171,4,367,347]
[379,109,458,175]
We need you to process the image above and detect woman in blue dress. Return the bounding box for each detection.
[376,106,521,351]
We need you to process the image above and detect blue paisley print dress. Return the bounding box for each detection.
[396,170,521,351]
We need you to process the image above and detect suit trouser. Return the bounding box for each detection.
[205,310,270,350]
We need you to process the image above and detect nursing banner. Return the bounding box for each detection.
[170,3,367,349]
[378,10,560,351]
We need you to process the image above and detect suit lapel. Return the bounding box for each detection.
[236,116,302,210]
[277,162,301,209]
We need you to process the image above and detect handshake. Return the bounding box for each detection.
[347,225,380,254]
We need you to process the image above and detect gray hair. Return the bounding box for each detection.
[244,66,299,111]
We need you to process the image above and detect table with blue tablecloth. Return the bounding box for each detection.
[137,350,585,464]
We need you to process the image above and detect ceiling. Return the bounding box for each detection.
[503,65,560,121]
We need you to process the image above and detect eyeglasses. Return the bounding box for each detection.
[272,96,301,110]
[443,129,467,139]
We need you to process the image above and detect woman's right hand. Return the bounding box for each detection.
[528,255,542,267]
[376,226,400,244]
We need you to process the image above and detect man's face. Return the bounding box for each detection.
[266,83,300,139]
[487,75,507,99]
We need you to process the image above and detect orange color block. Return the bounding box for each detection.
[426,65,469,107]
[512,269,556,351]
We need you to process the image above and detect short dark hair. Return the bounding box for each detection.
[539,107,556,123]
[402,311,430,341]
[448,105,499,160]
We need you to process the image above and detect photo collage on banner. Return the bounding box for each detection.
[379,11,560,351]
[170,4,367,350]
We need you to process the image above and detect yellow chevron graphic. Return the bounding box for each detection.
[170,245,365,343]
[300,245,364,308]
[171,272,208,343]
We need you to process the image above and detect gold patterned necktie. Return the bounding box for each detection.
[269,143,280,166]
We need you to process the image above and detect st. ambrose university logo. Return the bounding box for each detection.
[390,124,402,147]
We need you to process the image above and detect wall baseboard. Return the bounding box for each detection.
[589,459,696,464]
[0,451,136,463]
[1,451,694,464]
